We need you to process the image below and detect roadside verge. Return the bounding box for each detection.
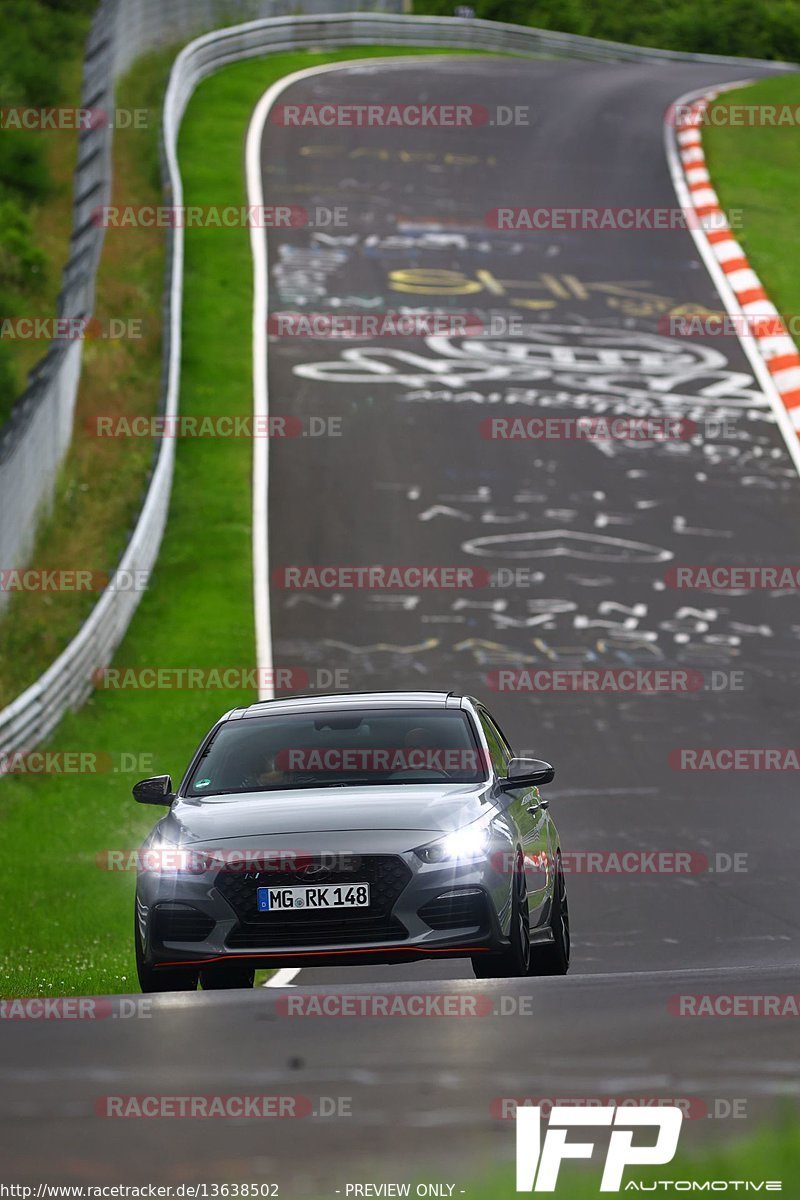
[665,77,800,476]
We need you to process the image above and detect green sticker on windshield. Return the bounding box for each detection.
[195,778,211,789]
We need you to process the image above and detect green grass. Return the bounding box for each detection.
[704,76,800,323]
[0,44,480,998]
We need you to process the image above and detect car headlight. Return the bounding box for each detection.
[139,845,216,874]
[414,824,491,864]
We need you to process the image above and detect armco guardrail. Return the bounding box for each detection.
[0,10,795,756]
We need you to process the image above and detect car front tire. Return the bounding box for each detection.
[199,963,256,990]
[471,861,531,979]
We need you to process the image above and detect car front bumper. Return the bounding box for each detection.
[135,840,514,971]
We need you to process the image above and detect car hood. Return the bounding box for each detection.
[163,782,496,845]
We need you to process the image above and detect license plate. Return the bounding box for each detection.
[256,883,370,912]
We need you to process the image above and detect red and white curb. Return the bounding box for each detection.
[669,86,800,433]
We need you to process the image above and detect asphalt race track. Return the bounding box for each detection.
[263,56,800,983]
[2,53,799,1190]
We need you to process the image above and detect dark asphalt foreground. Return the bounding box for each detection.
[0,968,799,1188]
[2,54,800,1190]
[0,969,796,1185]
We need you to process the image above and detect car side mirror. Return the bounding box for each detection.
[133,775,175,805]
[499,757,555,790]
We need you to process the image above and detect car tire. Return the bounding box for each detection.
[134,911,199,992]
[199,964,256,990]
[528,855,570,976]
[471,861,530,979]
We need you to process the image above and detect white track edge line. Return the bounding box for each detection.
[264,968,300,988]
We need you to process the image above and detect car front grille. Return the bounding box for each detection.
[418,889,491,931]
[216,854,412,949]
[226,914,408,948]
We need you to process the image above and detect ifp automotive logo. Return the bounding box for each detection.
[515,1104,683,1191]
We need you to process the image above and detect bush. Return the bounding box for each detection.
[0,200,46,293]
[0,139,51,204]
[0,0,95,430]
[413,0,800,61]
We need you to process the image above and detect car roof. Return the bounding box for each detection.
[223,691,466,721]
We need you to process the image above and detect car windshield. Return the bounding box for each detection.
[185,708,488,795]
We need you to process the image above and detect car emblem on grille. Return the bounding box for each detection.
[297,861,331,880]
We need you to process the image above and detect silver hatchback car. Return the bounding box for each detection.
[133,691,569,990]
